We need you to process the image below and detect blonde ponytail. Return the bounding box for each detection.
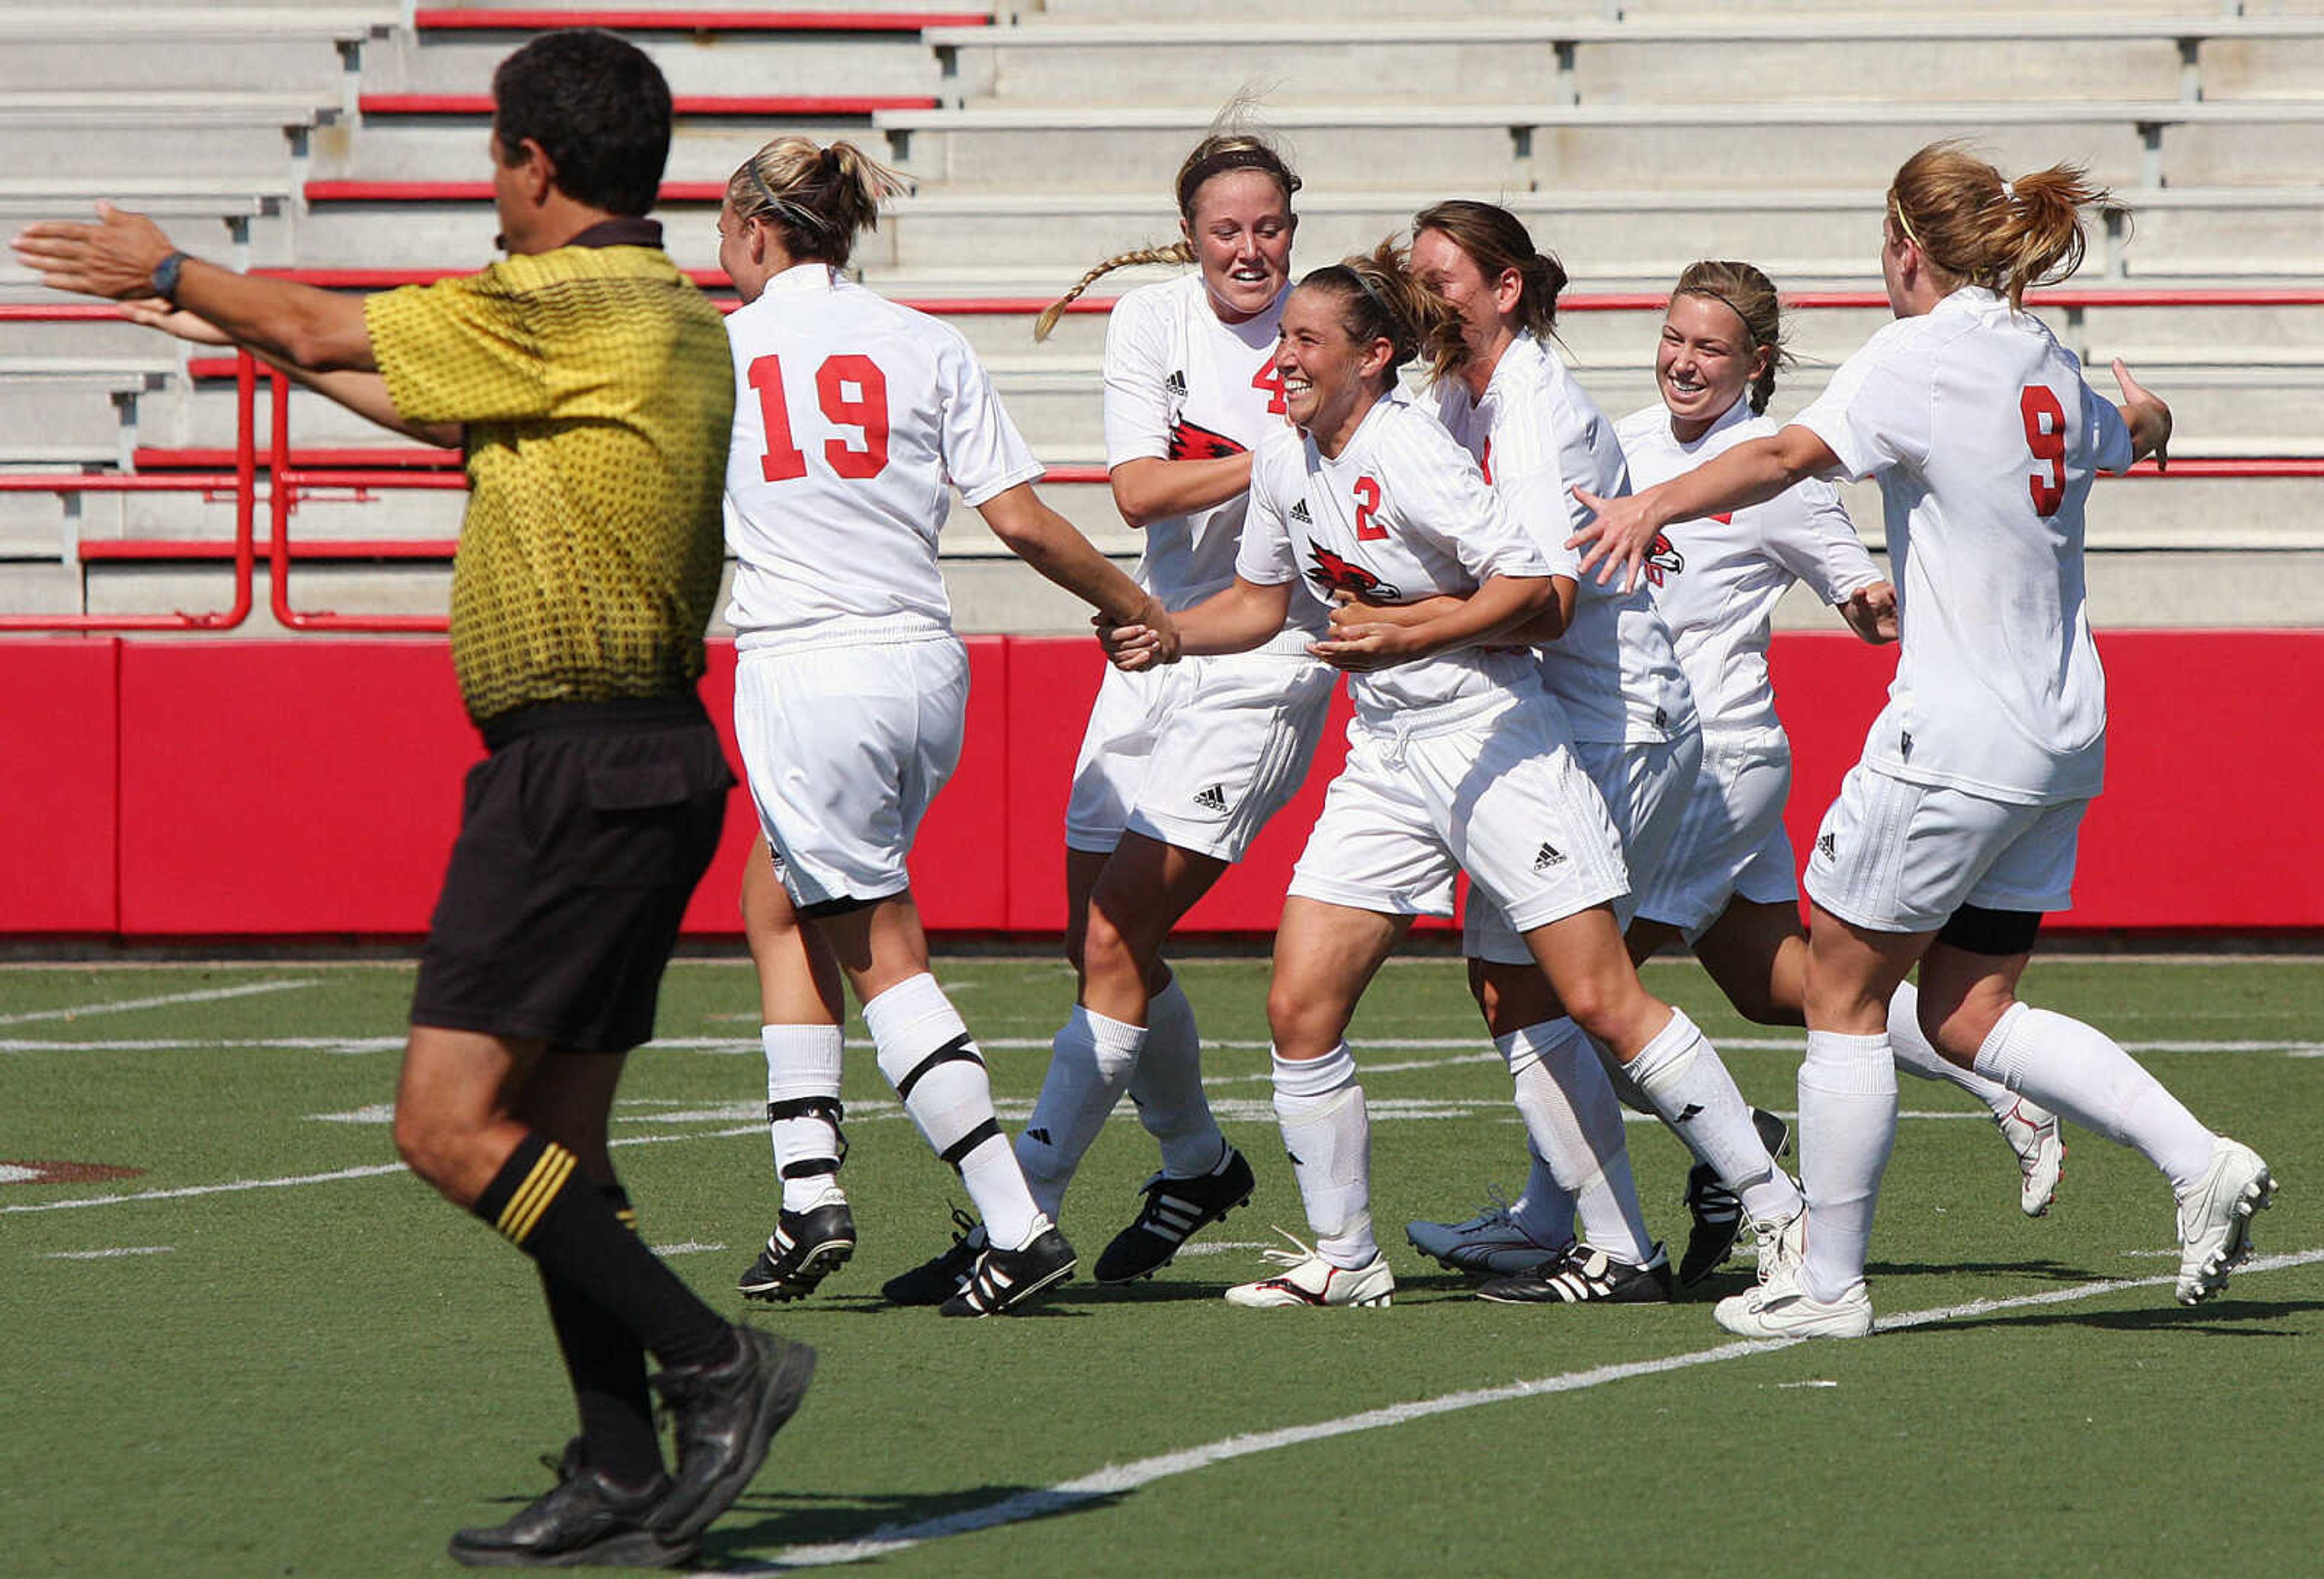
[1034,241,1195,341]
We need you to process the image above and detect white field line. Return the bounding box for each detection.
[0,979,317,1028]
[42,1245,173,1259]
[735,1246,2324,1573]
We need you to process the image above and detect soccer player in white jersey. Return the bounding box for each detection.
[1009,133,1339,1285]
[1618,261,2066,1261]
[1372,204,1797,1304]
[1575,143,2275,1338]
[714,137,1183,1318]
[1108,245,1688,1310]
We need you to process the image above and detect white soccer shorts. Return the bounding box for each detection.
[1803,761,2087,935]
[1287,694,1629,931]
[1463,729,1701,964]
[733,636,969,911]
[1633,727,1800,939]
[1064,648,1336,863]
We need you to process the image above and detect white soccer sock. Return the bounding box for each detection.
[763,1023,847,1213]
[1015,1006,1146,1220]
[1503,1017,1576,1243]
[1272,1043,1376,1269]
[1797,1029,1898,1304]
[1505,1019,1652,1265]
[1624,1008,1799,1223]
[1129,977,1230,1178]
[865,973,1042,1250]
[1886,981,2024,1121]
[1972,1002,2216,1193]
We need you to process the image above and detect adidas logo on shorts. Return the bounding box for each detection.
[1533,841,1566,871]
[1288,498,1312,524]
[1193,784,1229,813]
[1165,370,1189,396]
[1817,831,1837,861]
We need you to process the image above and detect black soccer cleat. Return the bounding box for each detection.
[448,1465,695,1569]
[1094,1147,1258,1284]
[1475,1241,1676,1305]
[939,1220,1078,1318]
[648,1326,817,1544]
[881,1206,986,1307]
[1679,1107,1792,1287]
[738,1200,857,1304]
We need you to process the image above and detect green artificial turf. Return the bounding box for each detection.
[2,954,2318,1574]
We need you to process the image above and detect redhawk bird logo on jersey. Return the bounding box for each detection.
[1305,545,1402,603]
[1166,418,1249,462]
[1642,531,1686,588]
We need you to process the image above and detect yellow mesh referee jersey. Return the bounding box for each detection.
[367,229,734,724]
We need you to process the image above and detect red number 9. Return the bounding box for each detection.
[2020,385,2066,517]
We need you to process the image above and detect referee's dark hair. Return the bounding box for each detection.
[491,29,672,218]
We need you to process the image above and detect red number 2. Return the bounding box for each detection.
[2020,385,2066,517]
[1353,474,1386,540]
[747,353,891,482]
[1252,357,1288,416]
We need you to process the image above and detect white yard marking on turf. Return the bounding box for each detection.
[1,1163,408,1214]
[1172,1240,1277,1258]
[0,979,318,1028]
[42,1245,173,1259]
[649,1242,727,1257]
[729,1247,2324,1573]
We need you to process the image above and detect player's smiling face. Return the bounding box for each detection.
[1656,292,1766,436]
[1276,285,1389,448]
[1183,168,1295,324]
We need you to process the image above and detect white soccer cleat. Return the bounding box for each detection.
[1996,1098,2066,1218]
[2174,1138,2277,1306]
[1405,1186,1567,1275]
[1224,1229,1394,1309]
[1713,1264,1875,1340]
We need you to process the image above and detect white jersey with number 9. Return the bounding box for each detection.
[721,263,1045,650]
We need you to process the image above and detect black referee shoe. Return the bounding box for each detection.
[649,1326,817,1543]
[738,1200,857,1303]
[1679,1108,1793,1286]
[1094,1147,1257,1284]
[448,1466,694,1569]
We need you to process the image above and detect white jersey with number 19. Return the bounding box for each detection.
[722,263,1045,651]
[1793,285,2133,805]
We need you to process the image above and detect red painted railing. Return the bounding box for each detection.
[1,289,2321,631]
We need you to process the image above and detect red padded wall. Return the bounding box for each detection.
[0,638,120,932]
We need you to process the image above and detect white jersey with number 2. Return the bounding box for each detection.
[1792,285,2133,805]
[723,262,1044,649]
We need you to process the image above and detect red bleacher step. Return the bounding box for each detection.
[360,94,935,116]
[410,10,991,33]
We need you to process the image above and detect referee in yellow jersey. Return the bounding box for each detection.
[16,29,810,1569]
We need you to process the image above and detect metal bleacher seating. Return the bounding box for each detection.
[2,0,2321,629]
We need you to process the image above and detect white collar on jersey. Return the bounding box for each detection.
[761,262,842,297]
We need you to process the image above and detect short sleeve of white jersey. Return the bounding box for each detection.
[1101,288,1175,467]
[1233,428,1299,586]
[1761,476,1882,604]
[1394,416,1548,585]
[936,334,1045,506]
[2083,376,2136,474]
[1793,319,1937,483]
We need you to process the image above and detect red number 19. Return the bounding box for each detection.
[2020,385,2066,517]
[747,352,891,482]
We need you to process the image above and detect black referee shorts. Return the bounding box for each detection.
[413,697,734,1053]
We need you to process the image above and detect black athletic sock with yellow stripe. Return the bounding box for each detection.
[474,1132,733,1373]
[537,1183,661,1489]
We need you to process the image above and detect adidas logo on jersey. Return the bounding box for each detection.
[1533,842,1566,871]
[1288,498,1313,524]
[1193,784,1229,813]
[1817,831,1837,861]
[1165,370,1189,396]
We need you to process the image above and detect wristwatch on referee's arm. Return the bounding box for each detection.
[149,249,189,304]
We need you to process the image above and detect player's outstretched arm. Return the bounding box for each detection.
[1105,576,1290,671]
[1109,453,1255,530]
[1328,577,1576,646]
[979,482,1178,658]
[120,299,459,448]
[1571,427,1837,593]
[1311,573,1551,673]
[2112,359,2171,472]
